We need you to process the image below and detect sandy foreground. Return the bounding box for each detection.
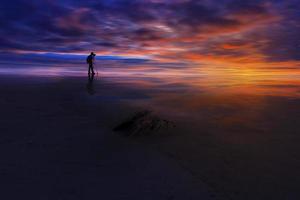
[1,75,300,200]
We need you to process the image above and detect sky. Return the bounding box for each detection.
[0,0,299,71]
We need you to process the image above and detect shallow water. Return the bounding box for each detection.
[1,66,300,199]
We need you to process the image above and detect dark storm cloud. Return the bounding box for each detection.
[0,0,299,66]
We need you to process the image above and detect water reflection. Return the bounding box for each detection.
[1,64,300,200]
[1,64,300,98]
[86,73,95,95]
[97,66,300,98]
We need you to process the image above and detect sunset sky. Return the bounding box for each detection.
[0,0,299,70]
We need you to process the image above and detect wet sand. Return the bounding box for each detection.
[1,75,300,199]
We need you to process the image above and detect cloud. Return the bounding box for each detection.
[0,0,299,68]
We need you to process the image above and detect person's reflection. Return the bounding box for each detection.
[86,73,95,95]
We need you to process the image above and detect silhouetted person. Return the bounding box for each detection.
[86,52,96,75]
[86,73,95,95]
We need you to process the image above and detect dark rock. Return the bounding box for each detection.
[113,110,174,136]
